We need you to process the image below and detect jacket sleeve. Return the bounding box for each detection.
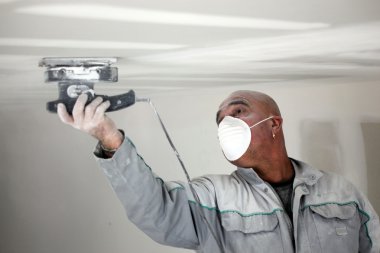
[94,136,201,250]
[356,190,380,253]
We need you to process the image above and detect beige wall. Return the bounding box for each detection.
[1,77,379,253]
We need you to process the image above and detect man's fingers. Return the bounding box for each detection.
[72,93,88,125]
[57,103,74,125]
[93,100,111,121]
[57,94,114,138]
[84,96,104,121]
[97,100,111,114]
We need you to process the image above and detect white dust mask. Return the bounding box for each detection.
[217,116,274,161]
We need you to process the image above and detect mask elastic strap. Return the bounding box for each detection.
[249,115,274,129]
[139,98,226,253]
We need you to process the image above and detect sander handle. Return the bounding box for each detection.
[47,90,136,115]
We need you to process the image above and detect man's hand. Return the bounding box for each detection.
[57,93,123,150]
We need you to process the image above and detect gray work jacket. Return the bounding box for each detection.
[96,137,380,253]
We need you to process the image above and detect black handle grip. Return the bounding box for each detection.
[47,90,136,115]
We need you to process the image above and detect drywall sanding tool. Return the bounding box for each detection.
[39,57,136,114]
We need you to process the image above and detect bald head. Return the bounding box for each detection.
[231,90,280,116]
[216,90,281,124]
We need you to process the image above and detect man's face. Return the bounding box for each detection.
[216,92,273,168]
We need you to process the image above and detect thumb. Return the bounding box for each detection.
[57,103,74,125]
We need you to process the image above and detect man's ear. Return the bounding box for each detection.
[271,116,283,136]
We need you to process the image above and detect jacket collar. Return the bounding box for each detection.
[291,158,323,186]
[235,158,323,187]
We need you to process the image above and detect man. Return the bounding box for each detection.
[58,90,380,253]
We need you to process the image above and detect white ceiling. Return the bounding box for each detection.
[0,0,380,101]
